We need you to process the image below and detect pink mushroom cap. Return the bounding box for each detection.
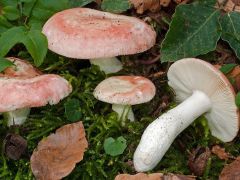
[0,57,72,112]
[42,8,156,59]
[93,76,156,105]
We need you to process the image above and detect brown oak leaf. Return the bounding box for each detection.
[188,146,211,176]
[115,173,196,180]
[216,0,240,12]
[129,0,171,14]
[211,145,230,160]
[30,121,88,180]
[219,157,240,180]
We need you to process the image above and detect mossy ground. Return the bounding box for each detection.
[0,55,239,180]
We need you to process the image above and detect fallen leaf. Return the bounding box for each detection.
[216,0,240,12]
[129,0,171,14]
[211,145,230,160]
[115,173,196,180]
[30,121,88,180]
[4,133,27,160]
[188,146,211,176]
[219,157,240,180]
[174,0,190,4]
[235,75,240,91]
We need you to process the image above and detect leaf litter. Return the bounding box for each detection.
[30,121,88,180]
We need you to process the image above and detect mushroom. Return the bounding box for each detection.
[42,8,156,74]
[0,57,72,126]
[134,58,239,172]
[93,76,156,122]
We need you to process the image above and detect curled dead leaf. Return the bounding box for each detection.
[219,157,240,180]
[4,133,27,160]
[115,173,196,180]
[174,0,190,4]
[30,121,88,180]
[188,146,211,176]
[211,145,230,160]
[216,0,240,12]
[129,0,171,14]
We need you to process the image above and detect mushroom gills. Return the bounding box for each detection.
[134,90,212,172]
[4,108,31,126]
[90,57,123,74]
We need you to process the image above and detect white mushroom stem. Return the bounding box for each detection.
[4,108,31,126]
[112,104,135,123]
[134,90,212,172]
[90,57,123,74]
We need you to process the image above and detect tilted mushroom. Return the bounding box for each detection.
[93,76,156,122]
[0,57,72,126]
[134,58,239,172]
[42,8,156,74]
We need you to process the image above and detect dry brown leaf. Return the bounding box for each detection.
[188,147,211,176]
[129,0,171,14]
[115,173,196,180]
[4,133,27,160]
[211,145,230,160]
[216,0,240,12]
[30,121,88,180]
[219,157,240,180]
[174,0,190,4]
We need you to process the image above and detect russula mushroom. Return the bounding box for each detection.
[0,57,72,126]
[42,8,156,74]
[134,58,239,172]
[93,76,156,122]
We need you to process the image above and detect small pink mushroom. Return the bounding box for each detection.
[1,57,72,126]
[93,76,156,122]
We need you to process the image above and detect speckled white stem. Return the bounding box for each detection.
[5,108,31,126]
[90,57,123,74]
[112,104,135,123]
[133,90,212,172]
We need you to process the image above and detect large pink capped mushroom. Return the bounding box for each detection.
[93,76,156,122]
[42,8,156,74]
[1,57,72,126]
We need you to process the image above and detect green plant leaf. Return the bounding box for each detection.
[220,64,237,74]
[0,26,27,57]
[22,0,37,17]
[0,27,47,66]
[235,92,240,107]
[28,0,69,28]
[24,30,48,66]
[0,57,14,72]
[0,16,13,34]
[69,0,94,7]
[104,136,127,156]
[194,0,216,6]
[220,12,240,59]
[0,0,18,7]
[2,6,20,20]
[101,0,130,13]
[160,3,221,62]
[64,98,82,122]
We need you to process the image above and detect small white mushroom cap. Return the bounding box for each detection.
[168,58,239,142]
[93,76,156,105]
